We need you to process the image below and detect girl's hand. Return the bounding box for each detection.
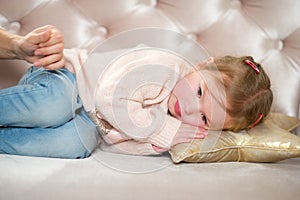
[171,123,208,147]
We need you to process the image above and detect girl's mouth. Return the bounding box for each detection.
[174,100,181,117]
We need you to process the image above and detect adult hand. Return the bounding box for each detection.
[171,123,208,147]
[14,25,65,70]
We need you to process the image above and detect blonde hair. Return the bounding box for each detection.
[201,56,273,132]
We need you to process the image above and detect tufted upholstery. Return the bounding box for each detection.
[1,2,300,200]
[0,0,300,134]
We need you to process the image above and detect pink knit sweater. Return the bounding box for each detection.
[64,47,192,155]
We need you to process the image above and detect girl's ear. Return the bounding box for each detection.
[196,57,214,70]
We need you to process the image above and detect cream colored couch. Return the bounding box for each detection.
[1,1,300,200]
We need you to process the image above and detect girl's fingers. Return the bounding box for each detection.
[173,123,208,146]
[187,130,207,140]
[194,134,206,139]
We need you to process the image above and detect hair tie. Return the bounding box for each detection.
[249,113,263,129]
[244,59,260,74]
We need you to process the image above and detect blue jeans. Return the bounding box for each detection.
[0,67,99,158]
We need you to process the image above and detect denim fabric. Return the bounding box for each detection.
[0,67,99,158]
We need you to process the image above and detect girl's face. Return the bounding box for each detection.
[168,69,228,130]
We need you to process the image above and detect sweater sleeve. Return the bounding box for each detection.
[93,81,182,150]
[110,97,182,149]
[105,114,181,150]
[146,114,181,149]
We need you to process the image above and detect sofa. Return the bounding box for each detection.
[1,1,300,199]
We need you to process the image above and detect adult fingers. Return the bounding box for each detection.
[44,57,65,70]
[38,28,64,48]
[33,53,64,69]
[32,25,55,34]
[26,29,51,45]
[34,42,64,57]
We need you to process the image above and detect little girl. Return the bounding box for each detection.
[0,43,273,158]
[70,47,273,155]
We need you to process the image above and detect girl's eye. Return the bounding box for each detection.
[201,114,207,124]
[197,87,202,97]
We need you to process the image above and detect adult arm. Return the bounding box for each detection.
[0,25,64,70]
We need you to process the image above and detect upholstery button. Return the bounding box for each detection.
[150,0,158,7]
[186,33,198,41]
[9,21,21,34]
[274,39,284,51]
[97,26,108,36]
[231,0,241,9]
[0,14,8,27]
[140,0,157,7]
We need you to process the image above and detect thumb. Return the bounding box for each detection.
[27,29,51,45]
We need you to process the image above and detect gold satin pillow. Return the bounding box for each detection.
[169,113,300,163]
